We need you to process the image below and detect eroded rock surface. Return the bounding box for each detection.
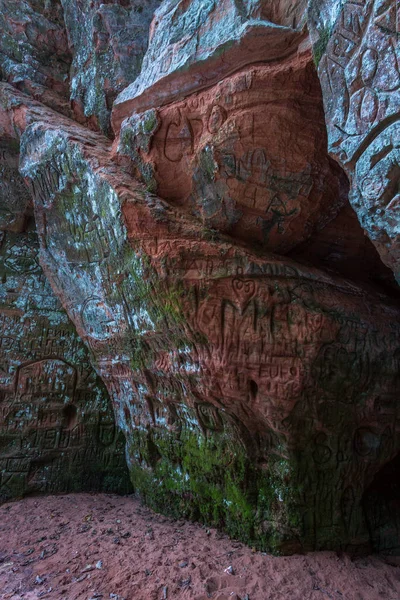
[62,0,161,135]
[112,0,308,129]
[0,0,399,557]
[0,139,32,232]
[0,83,395,552]
[0,82,131,501]
[308,0,400,281]
[0,227,131,501]
[114,51,347,252]
[0,0,72,115]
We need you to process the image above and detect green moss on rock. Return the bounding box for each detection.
[127,417,303,554]
[313,25,332,66]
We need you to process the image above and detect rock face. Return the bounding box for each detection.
[0,0,400,556]
[114,52,347,252]
[0,83,131,500]
[0,83,396,553]
[112,0,307,128]
[308,0,400,282]
[0,139,32,232]
[0,226,131,501]
[62,0,162,135]
[0,0,72,115]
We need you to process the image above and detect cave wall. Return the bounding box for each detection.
[0,0,399,554]
[0,226,131,500]
[308,0,400,282]
[0,118,131,500]
[62,0,162,135]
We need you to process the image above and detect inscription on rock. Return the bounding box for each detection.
[0,0,399,556]
[0,230,131,501]
[116,55,347,253]
[17,113,400,554]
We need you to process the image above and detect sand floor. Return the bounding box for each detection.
[0,493,399,600]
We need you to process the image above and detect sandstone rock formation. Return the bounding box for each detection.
[114,52,347,253]
[0,139,32,232]
[62,0,161,135]
[0,226,131,501]
[0,0,72,116]
[308,0,400,282]
[112,0,308,126]
[0,0,399,556]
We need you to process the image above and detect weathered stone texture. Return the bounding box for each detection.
[114,52,347,253]
[0,81,131,501]
[0,140,32,232]
[308,0,400,281]
[0,0,72,115]
[62,0,162,135]
[0,0,400,557]
[112,0,308,130]
[0,227,131,501]
[1,86,395,552]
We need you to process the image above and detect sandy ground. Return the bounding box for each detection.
[0,494,399,600]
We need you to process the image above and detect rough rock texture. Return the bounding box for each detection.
[112,0,308,129]
[0,81,131,500]
[0,139,32,232]
[308,0,400,282]
[0,226,132,501]
[0,0,72,116]
[0,83,397,553]
[0,0,400,558]
[114,51,347,252]
[62,0,162,135]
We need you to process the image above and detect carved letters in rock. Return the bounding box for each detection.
[115,53,347,252]
[0,228,131,501]
[0,0,399,557]
[1,86,395,553]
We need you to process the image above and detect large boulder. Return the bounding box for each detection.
[308,0,400,283]
[2,84,398,553]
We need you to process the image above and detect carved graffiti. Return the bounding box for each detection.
[116,58,345,253]
[81,296,119,340]
[0,230,131,500]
